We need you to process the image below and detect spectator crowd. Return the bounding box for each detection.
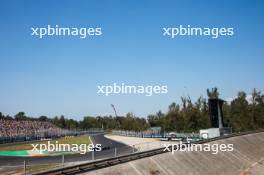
[0,118,64,138]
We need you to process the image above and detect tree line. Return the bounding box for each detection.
[1,88,264,133]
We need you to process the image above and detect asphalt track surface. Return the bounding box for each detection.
[0,134,132,167]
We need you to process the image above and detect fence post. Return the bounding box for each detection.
[24,160,26,175]
[114,147,117,157]
[92,150,94,161]
[62,154,64,168]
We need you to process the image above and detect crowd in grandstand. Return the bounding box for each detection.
[0,118,64,138]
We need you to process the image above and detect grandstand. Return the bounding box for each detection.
[0,118,67,144]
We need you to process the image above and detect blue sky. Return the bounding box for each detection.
[0,0,263,119]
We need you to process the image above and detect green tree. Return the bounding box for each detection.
[230,91,252,131]
[14,112,27,120]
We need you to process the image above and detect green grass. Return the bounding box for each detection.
[0,135,91,151]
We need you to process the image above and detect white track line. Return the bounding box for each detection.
[89,136,94,145]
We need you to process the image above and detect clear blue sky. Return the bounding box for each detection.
[0,0,263,119]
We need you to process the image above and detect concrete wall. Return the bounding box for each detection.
[84,132,264,175]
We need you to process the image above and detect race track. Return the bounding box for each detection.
[0,133,131,167]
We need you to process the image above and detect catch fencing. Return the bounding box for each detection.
[0,128,104,144]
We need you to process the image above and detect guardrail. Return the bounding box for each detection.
[33,129,264,175]
[34,148,166,175]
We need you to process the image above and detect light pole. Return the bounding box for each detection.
[111,104,118,117]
